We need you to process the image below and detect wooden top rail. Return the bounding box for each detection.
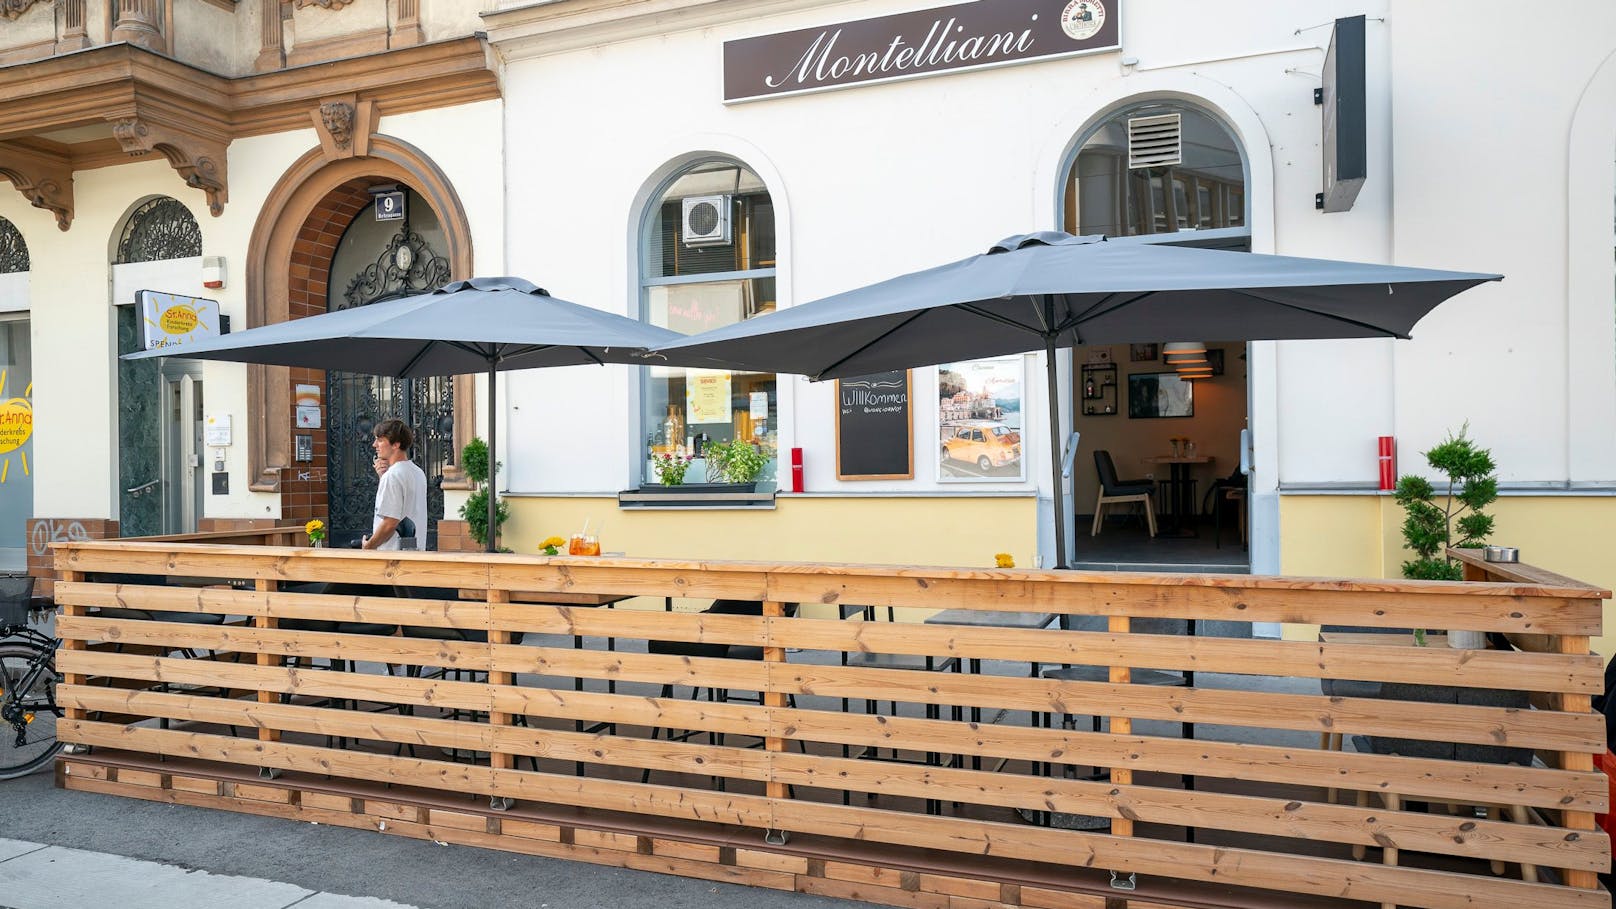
[55,542,1606,634]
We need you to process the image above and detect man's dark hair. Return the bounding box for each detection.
[373,419,414,453]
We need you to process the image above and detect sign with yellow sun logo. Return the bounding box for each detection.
[137,291,222,351]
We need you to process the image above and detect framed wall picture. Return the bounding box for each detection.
[1128,372,1195,418]
[937,356,1025,482]
[1129,343,1159,362]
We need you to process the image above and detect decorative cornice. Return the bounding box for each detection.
[0,0,46,21]
[111,115,229,215]
[295,0,355,8]
[0,38,498,226]
[481,0,845,61]
[0,140,74,230]
[0,37,497,141]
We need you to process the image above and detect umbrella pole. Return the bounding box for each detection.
[486,363,498,554]
[1045,336,1069,570]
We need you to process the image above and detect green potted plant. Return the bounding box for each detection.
[458,437,509,549]
[1393,424,1497,645]
[703,438,770,491]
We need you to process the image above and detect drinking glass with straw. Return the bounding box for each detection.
[569,517,600,556]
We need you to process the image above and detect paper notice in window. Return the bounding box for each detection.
[750,391,768,419]
[685,370,732,424]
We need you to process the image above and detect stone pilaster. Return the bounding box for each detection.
[255,0,285,71]
[57,0,91,52]
[111,0,165,52]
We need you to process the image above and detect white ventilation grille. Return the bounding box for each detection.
[1127,113,1182,169]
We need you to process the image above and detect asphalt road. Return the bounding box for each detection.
[1,768,854,909]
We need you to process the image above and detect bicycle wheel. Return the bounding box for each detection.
[0,639,61,780]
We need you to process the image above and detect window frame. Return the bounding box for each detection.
[635,157,780,490]
[1058,100,1251,240]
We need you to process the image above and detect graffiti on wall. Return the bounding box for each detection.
[28,519,88,556]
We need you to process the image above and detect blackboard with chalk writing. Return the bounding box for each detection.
[835,370,913,480]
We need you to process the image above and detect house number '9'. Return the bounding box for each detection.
[375,191,405,222]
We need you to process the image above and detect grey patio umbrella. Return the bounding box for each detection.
[125,276,683,552]
[647,232,1501,568]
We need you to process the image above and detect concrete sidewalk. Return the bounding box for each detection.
[0,837,420,909]
[0,769,853,909]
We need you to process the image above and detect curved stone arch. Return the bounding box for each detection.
[1032,71,1277,253]
[244,135,474,493]
[1566,47,1616,482]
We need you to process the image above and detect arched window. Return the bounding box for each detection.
[1062,103,1246,241]
[114,196,202,264]
[0,218,27,274]
[639,159,778,487]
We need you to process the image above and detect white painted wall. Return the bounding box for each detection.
[1386,2,1616,488]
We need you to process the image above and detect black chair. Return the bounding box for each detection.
[1201,467,1247,548]
[1090,450,1157,537]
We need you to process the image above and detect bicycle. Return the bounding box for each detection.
[0,574,62,780]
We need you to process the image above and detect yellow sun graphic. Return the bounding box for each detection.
[0,370,33,484]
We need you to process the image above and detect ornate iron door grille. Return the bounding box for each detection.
[115,197,202,264]
[0,218,28,274]
[326,227,452,549]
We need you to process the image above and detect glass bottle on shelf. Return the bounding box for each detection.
[1084,374,1096,398]
[663,405,683,454]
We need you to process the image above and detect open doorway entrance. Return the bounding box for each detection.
[1071,341,1249,572]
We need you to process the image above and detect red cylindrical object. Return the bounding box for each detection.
[790,447,804,493]
[1377,436,1396,491]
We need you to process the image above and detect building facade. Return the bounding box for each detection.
[3,0,1615,650]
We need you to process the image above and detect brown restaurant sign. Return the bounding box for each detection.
[723,0,1121,103]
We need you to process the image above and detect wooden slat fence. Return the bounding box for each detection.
[50,542,1611,909]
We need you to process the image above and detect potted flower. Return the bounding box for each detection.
[305,519,327,548]
[539,535,566,556]
[650,451,694,486]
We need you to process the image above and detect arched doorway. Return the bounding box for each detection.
[0,217,32,569]
[323,186,454,548]
[1058,100,1253,572]
[242,139,474,543]
[112,196,204,538]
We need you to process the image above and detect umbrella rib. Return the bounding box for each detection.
[396,341,439,378]
[1233,288,1409,338]
[814,311,931,379]
[958,303,1043,336]
[1062,291,1155,331]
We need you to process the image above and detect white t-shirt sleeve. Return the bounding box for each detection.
[375,468,406,520]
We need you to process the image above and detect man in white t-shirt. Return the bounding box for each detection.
[363,418,428,551]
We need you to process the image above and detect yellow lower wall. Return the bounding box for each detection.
[1279,495,1616,659]
[501,494,1039,619]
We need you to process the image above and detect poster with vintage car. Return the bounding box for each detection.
[937,356,1025,482]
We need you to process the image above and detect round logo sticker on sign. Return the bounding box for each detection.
[1060,0,1106,41]
[160,303,200,335]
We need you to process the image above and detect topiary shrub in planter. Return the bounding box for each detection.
[458,437,509,549]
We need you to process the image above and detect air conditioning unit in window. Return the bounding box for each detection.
[681,195,731,247]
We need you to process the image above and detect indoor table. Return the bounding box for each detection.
[1142,455,1215,537]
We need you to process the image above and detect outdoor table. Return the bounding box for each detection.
[1142,454,1214,537]
[924,610,1055,768]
